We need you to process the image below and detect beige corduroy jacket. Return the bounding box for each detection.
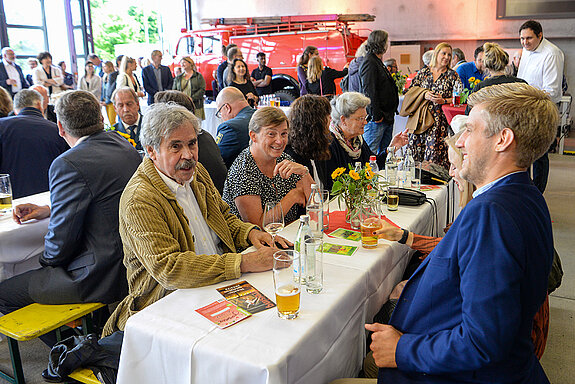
[103,158,256,336]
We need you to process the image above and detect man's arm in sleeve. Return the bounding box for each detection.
[359,59,383,121]
[395,203,525,374]
[165,66,174,90]
[121,195,243,289]
[542,51,564,103]
[41,157,92,267]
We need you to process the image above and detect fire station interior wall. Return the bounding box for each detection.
[191,0,574,115]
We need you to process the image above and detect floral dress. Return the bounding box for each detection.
[407,66,462,169]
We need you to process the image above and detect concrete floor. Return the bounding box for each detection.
[1,154,574,384]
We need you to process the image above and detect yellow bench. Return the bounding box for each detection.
[0,302,105,384]
[68,367,101,384]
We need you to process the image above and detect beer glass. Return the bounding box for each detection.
[412,161,422,190]
[387,186,399,211]
[360,203,382,249]
[0,174,12,214]
[273,250,300,319]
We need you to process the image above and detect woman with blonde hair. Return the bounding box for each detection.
[305,56,347,98]
[297,45,319,95]
[117,56,145,97]
[173,57,206,119]
[407,42,462,169]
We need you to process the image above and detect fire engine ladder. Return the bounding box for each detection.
[201,14,375,27]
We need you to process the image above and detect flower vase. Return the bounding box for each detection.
[345,197,361,230]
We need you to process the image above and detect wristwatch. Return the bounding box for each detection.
[398,228,409,244]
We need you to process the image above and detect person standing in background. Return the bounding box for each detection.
[142,50,174,105]
[517,19,564,193]
[250,52,273,97]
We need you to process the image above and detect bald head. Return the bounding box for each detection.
[215,87,249,121]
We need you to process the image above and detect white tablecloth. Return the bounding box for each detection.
[0,191,51,282]
[117,186,452,384]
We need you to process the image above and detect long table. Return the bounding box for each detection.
[0,192,50,282]
[117,185,454,384]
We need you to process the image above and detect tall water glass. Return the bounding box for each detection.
[0,174,13,214]
[412,161,422,190]
[321,189,330,231]
[304,238,323,294]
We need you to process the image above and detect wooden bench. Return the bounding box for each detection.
[0,302,105,384]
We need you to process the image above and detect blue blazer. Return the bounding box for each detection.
[114,115,143,150]
[380,172,552,384]
[215,106,255,168]
[0,60,29,97]
[28,131,142,304]
[0,107,68,198]
[142,64,174,105]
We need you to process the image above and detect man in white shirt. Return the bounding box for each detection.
[0,48,29,98]
[517,19,564,193]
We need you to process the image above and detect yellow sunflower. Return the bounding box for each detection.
[349,170,360,180]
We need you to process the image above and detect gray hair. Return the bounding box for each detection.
[330,92,371,122]
[1,47,13,57]
[365,30,389,55]
[112,87,139,106]
[452,48,465,62]
[14,89,43,111]
[383,58,397,67]
[355,42,367,58]
[55,90,103,138]
[140,102,200,152]
[422,50,434,66]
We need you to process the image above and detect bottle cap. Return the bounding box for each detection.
[369,155,376,161]
[300,215,309,222]
[311,183,318,189]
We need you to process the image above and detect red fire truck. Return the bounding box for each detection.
[173,14,374,100]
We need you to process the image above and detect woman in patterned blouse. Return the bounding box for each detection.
[407,43,463,169]
[222,107,314,225]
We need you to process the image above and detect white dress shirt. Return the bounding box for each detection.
[517,38,564,103]
[156,167,223,256]
[3,61,22,93]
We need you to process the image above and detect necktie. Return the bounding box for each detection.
[127,125,137,138]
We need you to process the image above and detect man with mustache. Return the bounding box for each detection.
[103,102,283,336]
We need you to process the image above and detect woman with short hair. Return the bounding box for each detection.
[223,107,314,226]
[322,92,408,190]
[33,51,64,95]
[79,61,102,101]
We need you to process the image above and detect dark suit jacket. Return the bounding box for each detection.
[0,60,30,98]
[215,106,255,168]
[198,129,227,194]
[380,172,552,383]
[359,53,399,123]
[105,71,119,104]
[28,130,142,304]
[0,107,68,198]
[142,64,174,105]
[114,115,143,150]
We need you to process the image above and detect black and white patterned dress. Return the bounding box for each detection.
[223,148,302,224]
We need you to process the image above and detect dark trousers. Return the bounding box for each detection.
[532,152,549,194]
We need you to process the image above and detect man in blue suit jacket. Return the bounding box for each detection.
[0,89,68,198]
[142,50,174,105]
[0,48,29,98]
[112,87,143,150]
[0,91,141,320]
[214,87,255,168]
[368,83,557,383]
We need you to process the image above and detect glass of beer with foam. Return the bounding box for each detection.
[273,250,300,319]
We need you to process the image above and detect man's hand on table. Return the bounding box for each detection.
[248,228,292,249]
[365,323,403,368]
[12,203,51,224]
[241,247,278,273]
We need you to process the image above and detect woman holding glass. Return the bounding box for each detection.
[173,57,206,120]
[407,42,462,169]
[223,107,314,226]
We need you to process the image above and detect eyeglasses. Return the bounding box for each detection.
[350,115,368,122]
[215,103,229,118]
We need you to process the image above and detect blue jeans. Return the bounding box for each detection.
[363,120,394,155]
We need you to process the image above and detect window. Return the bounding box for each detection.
[176,36,195,55]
